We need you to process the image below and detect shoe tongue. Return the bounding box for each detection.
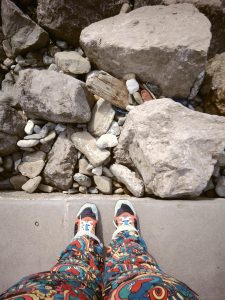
[80,208,96,220]
[116,204,134,217]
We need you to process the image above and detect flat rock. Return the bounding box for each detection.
[110,163,144,197]
[96,134,118,149]
[1,0,49,54]
[86,71,129,109]
[114,99,225,198]
[88,98,115,137]
[73,173,91,187]
[55,51,91,74]
[22,176,42,193]
[43,131,77,190]
[16,69,92,123]
[18,151,46,179]
[94,175,112,194]
[80,4,211,98]
[71,131,110,167]
[201,53,225,115]
[79,158,93,176]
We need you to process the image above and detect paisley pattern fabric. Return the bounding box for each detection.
[0,231,199,300]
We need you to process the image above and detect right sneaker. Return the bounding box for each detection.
[112,200,139,238]
[73,203,101,244]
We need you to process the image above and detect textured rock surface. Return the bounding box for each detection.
[1,0,49,54]
[37,0,127,46]
[16,69,92,123]
[71,131,110,167]
[88,98,115,137]
[22,176,42,193]
[80,4,211,98]
[201,53,225,116]
[94,175,112,194]
[115,99,225,198]
[18,151,46,178]
[43,131,77,190]
[110,163,144,197]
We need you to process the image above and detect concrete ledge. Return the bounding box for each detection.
[0,192,225,299]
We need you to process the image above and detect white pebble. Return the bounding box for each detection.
[55,124,66,134]
[17,139,39,148]
[88,187,99,194]
[107,121,121,136]
[216,176,225,197]
[126,79,139,94]
[92,166,103,176]
[24,120,35,135]
[40,131,56,144]
[97,134,118,149]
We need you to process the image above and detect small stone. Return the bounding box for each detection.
[34,125,42,134]
[48,63,60,71]
[117,117,126,126]
[0,167,4,172]
[43,54,54,66]
[94,175,112,194]
[24,120,35,135]
[79,186,87,194]
[213,165,220,177]
[88,187,99,194]
[18,160,45,179]
[120,2,131,13]
[79,158,93,176]
[113,181,122,188]
[88,98,115,137]
[107,121,121,136]
[55,124,66,134]
[92,166,102,176]
[216,176,225,197]
[56,40,68,49]
[71,131,111,167]
[17,139,39,148]
[40,131,56,144]
[110,164,144,197]
[73,173,92,187]
[38,183,54,193]
[126,79,139,94]
[102,167,114,178]
[48,44,61,57]
[3,58,14,67]
[10,175,28,190]
[114,188,124,194]
[55,51,91,74]
[13,64,23,74]
[133,91,144,105]
[67,188,79,194]
[73,182,79,188]
[22,176,42,193]
[2,40,13,58]
[96,134,118,149]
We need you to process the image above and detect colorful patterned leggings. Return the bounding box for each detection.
[0,231,199,300]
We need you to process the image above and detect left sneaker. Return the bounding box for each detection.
[73,203,100,244]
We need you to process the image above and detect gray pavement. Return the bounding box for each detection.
[0,192,225,299]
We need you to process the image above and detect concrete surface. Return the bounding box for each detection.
[0,192,225,299]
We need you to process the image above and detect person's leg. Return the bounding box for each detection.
[0,203,103,300]
[103,200,199,300]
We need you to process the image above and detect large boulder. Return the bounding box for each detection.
[16,69,92,123]
[37,0,127,46]
[43,130,77,190]
[1,0,49,55]
[114,99,225,198]
[134,0,225,58]
[201,53,225,116]
[80,4,211,98]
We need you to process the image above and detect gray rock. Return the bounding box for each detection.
[107,121,121,136]
[102,166,114,178]
[110,163,144,197]
[17,139,39,148]
[38,183,54,193]
[88,187,99,194]
[92,166,103,176]
[43,131,77,190]
[216,176,225,197]
[94,175,112,194]
[80,4,211,98]
[10,175,28,190]
[22,176,42,193]
[1,0,49,55]
[79,158,93,176]
[115,98,225,198]
[86,71,129,109]
[18,151,46,179]
[55,51,91,74]
[88,98,115,137]
[40,131,56,144]
[71,131,110,167]
[96,134,118,149]
[16,69,92,123]
[79,186,87,194]
[73,173,92,187]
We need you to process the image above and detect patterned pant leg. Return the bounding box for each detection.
[103,231,199,300]
[0,236,103,300]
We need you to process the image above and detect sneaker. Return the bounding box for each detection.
[73,203,100,244]
[112,199,139,238]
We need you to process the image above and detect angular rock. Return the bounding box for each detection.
[79,158,93,176]
[43,131,77,190]
[55,51,91,74]
[22,176,42,193]
[107,121,121,136]
[110,164,144,197]
[94,175,112,194]
[18,151,46,179]
[73,173,91,187]
[201,53,225,116]
[88,98,115,137]
[215,176,225,197]
[16,69,92,123]
[80,4,211,98]
[37,0,127,46]
[92,166,103,176]
[86,71,129,109]
[38,183,54,193]
[115,98,225,198]
[10,175,28,190]
[1,0,49,55]
[96,134,118,149]
[71,131,110,167]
